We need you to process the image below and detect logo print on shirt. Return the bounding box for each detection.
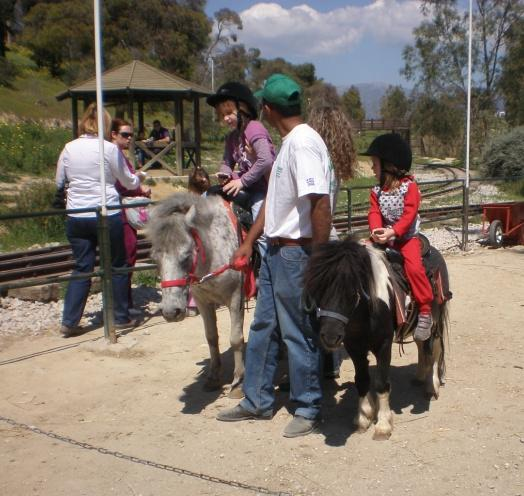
[306,177,315,186]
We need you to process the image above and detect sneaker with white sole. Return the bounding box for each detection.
[413,313,433,342]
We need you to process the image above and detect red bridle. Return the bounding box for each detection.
[160,228,206,288]
[160,226,250,289]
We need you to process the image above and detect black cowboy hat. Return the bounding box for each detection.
[363,133,412,172]
[206,82,259,119]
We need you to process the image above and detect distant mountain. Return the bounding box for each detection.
[337,82,391,119]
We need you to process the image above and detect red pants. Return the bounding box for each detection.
[396,237,433,314]
[122,215,138,308]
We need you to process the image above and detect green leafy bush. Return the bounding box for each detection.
[481,126,524,179]
[0,123,69,175]
[0,180,66,251]
[0,58,19,87]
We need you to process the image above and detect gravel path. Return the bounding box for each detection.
[0,224,486,341]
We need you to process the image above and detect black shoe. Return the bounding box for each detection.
[216,404,272,422]
[114,319,139,330]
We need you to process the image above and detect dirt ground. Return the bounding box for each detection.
[1,246,523,496]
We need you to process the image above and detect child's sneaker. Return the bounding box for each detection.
[414,313,433,342]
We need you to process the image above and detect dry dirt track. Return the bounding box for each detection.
[1,246,523,496]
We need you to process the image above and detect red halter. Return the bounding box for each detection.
[160,228,206,288]
[159,203,251,290]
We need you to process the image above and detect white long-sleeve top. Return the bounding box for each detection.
[56,135,140,218]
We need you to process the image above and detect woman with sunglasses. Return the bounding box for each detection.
[56,105,146,337]
[111,118,151,315]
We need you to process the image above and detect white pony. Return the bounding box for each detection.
[148,193,245,398]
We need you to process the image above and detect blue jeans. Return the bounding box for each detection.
[241,244,322,419]
[62,215,130,327]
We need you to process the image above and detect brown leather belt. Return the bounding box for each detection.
[268,237,312,247]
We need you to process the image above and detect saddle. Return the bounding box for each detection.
[382,235,452,342]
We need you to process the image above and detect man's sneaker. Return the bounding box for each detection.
[216,404,272,422]
[283,415,319,438]
[414,313,433,342]
[60,325,78,338]
[114,318,139,330]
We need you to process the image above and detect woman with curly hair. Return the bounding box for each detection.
[308,105,357,239]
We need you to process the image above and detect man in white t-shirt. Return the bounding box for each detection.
[217,74,335,438]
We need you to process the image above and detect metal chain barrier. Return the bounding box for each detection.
[0,415,291,496]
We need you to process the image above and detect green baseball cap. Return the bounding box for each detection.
[255,73,302,108]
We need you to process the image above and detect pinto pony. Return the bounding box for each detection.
[303,237,449,440]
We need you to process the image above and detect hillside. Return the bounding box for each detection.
[0,47,70,122]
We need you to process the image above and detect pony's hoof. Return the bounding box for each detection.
[228,386,244,399]
[372,429,392,441]
[355,416,372,433]
[203,379,221,392]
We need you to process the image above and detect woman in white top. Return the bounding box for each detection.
[56,103,145,337]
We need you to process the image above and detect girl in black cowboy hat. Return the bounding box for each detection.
[207,82,275,256]
[365,133,434,342]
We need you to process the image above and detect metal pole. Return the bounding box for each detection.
[94,0,116,343]
[97,210,116,343]
[347,188,353,233]
[463,0,473,250]
[210,57,215,92]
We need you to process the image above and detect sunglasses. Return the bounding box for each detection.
[119,132,133,138]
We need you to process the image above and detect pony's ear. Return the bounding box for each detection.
[184,204,198,228]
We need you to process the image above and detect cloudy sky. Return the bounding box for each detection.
[204,0,427,86]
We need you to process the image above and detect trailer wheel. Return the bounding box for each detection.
[488,220,503,248]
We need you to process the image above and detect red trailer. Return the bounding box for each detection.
[481,201,524,248]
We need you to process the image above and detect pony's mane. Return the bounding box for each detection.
[304,237,378,309]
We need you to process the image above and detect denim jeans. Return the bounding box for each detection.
[240,244,322,419]
[62,214,130,327]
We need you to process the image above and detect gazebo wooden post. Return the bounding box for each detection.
[193,96,201,167]
[71,95,79,138]
[174,99,184,175]
[126,92,137,166]
[138,101,144,137]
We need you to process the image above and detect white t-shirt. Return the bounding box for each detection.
[56,135,140,218]
[264,123,336,239]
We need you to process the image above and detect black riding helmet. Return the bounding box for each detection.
[206,82,259,119]
[363,133,412,173]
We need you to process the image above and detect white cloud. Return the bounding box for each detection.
[235,1,424,57]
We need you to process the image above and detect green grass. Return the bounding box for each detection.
[498,179,524,200]
[133,270,158,287]
[0,180,67,252]
[0,47,70,120]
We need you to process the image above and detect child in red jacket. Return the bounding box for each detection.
[365,133,433,342]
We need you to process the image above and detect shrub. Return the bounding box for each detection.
[0,58,19,87]
[0,122,69,175]
[481,126,524,179]
[0,180,66,251]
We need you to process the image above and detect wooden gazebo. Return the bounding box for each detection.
[56,60,213,175]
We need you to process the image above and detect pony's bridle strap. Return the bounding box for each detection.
[160,229,206,288]
[316,309,349,325]
[315,292,362,325]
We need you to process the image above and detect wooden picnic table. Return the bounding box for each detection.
[135,140,198,175]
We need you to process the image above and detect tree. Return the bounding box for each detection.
[21,0,93,77]
[499,17,524,125]
[380,85,409,120]
[305,81,341,112]
[21,0,211,80]
[0,0,18,58]
[402,0,523,108]
[341,86,365,121]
